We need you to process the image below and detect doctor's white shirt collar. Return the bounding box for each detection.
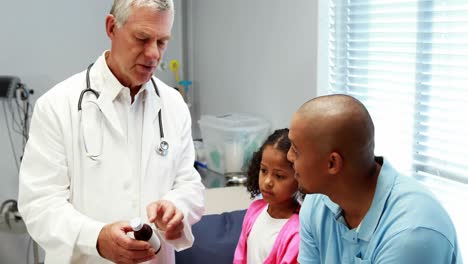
[93,51,158,104]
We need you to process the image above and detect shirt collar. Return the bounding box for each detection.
[92,51,162,118]
[322,157,398,241]
[323,195,342,220]
[93,51,158,104]
[357,157,397,241]
[93,51,126,103]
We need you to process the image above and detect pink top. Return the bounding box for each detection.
[233,199,300,264]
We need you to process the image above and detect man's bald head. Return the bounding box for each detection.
[296,94,375,167]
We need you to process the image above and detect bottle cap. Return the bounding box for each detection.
[130,217,143,231]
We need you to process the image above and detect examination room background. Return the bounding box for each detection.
[0,0,318,262]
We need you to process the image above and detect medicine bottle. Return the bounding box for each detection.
[130,218,161,254]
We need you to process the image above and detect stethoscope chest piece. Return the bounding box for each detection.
[157,139,169,156]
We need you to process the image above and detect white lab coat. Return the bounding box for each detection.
[18,54,205,263]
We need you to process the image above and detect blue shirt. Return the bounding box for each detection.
[299,158,462,264]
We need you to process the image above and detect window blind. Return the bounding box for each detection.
[329,0,468,184]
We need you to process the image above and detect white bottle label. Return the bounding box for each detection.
[148,234,161,252]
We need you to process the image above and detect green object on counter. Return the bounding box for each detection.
[210,150,221,170]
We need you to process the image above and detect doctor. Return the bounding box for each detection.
[18,0,204,263]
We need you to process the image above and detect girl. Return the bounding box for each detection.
[233,128,301,264]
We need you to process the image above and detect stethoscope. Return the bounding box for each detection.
[78,63,169,159]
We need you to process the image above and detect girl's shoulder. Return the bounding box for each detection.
[246,199,268,216]
[251,198,268,207]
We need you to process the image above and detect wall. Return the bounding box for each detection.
[187,0,319,137]
[0,1,184,262]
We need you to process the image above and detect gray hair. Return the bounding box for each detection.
[110,0,174,28]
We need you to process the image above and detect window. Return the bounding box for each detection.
[329,0,468,184]
[327,0,467,253]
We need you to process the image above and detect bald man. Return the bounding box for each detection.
[287,94,462,263]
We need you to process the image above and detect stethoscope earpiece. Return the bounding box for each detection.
[157,139,169,156]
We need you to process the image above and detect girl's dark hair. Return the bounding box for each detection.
[246,128,292,199]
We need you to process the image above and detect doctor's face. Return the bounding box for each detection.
[106,6,173,89]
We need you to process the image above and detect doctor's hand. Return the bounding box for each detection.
[147,200,184,240]
[97,221,156,264]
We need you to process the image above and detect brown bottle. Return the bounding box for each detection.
[130,217,161,254]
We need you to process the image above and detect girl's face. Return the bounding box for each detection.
[259,145,298,206]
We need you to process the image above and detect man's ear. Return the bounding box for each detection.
[327,152,343,175]
[105,15,117,38]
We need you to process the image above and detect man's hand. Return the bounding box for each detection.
[97,221,156,264]
[147,200,184,240]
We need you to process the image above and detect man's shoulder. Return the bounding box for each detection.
[153,78,185,103]
[303,193,326,201]
[389,174,446,217]
[381,174,456,238]
[39,71,86,102]
[35,70,86,110]
[300,194,330,220]
[303,194,328,208]
[153,78,190,119]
